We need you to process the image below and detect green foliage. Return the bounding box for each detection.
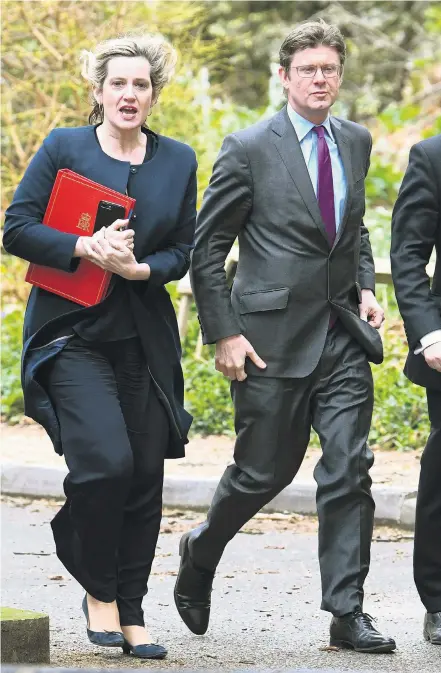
[371,324,429,451]
[1,310,25,423]
[0,303,429,450]
[183,358,234,436]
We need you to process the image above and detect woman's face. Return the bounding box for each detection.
[96,56,154,131]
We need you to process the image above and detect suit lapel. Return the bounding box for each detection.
[330,118,353,248]
[270,108,328,244]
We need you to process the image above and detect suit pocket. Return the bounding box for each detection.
[334,304,383,365]
[239,287,290,315]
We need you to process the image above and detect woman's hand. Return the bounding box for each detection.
[78,235,150,281]
[96,220,134,252]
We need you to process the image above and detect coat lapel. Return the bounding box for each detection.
[270,108,329,244]
[330,117,353,248]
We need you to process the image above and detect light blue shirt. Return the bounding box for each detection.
[286,103,347,231]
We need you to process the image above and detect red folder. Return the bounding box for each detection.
[25,169,135,307]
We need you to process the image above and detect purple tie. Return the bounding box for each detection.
[313,125,336,246]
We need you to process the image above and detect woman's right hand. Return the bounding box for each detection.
[74,220,134,260]
[96,220,134,252]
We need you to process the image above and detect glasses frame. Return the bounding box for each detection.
[290,64,342,79]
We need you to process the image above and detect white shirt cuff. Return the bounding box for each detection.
[414,330,441,355]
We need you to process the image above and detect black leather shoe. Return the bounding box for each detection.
[424,612,441,645]
[82,595,125,647]
[122,639,167,659]
[330,609,396,653]
[174,531,215,635]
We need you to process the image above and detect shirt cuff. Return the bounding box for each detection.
[414,330,441,355]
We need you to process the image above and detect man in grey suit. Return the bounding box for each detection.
[391,134,441,645]
[175,20,395,653]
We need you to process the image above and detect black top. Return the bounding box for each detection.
[74,128,158,342]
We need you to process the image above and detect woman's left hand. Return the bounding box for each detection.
[82,233,150,281]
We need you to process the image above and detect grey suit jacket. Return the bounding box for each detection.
[391,134,441,391]
[191,106,382,378]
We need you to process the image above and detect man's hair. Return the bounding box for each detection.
[279,19,346,73]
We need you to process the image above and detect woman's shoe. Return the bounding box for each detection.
[122,639,168,660]
[82,595,125,647]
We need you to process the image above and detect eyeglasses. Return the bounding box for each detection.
[291,64,342,79]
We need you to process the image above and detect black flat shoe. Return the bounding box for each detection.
[122,639,167,659]
[82,595,125,647]
[424,612,441,645]
[174,531,215,635]
[330,608,396,653]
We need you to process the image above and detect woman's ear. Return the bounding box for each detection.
[93,87,102,105]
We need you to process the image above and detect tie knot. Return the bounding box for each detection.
[313,125,325,138]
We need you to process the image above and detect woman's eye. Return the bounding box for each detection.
[113,81,124,87]
[136,82,149,89]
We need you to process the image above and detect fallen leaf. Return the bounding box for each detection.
[319,645,340,652]
[48,574,65,580]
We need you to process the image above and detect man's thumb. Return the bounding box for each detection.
[247,349,267,369]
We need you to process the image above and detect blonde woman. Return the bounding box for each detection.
[3,34,197,659]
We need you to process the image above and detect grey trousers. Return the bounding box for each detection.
[189,323,375,616]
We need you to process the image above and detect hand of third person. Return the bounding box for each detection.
[215,334,267,381]
[424,342,441,372]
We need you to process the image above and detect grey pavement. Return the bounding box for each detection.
[1,497,438,672]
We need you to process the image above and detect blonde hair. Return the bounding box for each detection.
[81,33,177,124]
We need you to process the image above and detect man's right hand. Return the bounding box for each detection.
[215,335,267,381]
[424,342,441,373]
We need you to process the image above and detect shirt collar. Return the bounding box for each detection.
[286,103,334,142]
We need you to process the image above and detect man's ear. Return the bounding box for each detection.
[278,65,290,91]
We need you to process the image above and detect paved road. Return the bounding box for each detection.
[1,497,438,672]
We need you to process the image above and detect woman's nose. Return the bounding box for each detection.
[124,85,136,99]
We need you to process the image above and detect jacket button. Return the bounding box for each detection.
[132,214,137,221]
[130,166,137,174]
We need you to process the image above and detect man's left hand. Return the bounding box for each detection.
[359,289,385,329]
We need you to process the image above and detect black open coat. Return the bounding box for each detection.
[3,125,197,458]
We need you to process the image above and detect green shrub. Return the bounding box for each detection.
[370,322,429,451]
[0,303,430,449]
[1,309,25,423]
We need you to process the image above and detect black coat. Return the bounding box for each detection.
[391,134,441,391]
[3,125,197,457]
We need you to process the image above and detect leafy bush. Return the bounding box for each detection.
[370,322,429,451]
[1,309,25,423]
[2,300,429,450]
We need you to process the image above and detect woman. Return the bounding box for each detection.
[3,33,197,659]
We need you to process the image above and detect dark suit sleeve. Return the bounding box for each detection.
[190,134,253,344]
[140,160,197,288]
[391,143,441,348]
[2,130,80,272]
[358,132,376,292]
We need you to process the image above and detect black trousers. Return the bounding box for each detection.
[41,336,169,626]
[189,323,375,616]
[414,388,441,613]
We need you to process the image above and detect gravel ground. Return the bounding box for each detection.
[1,423,421,488]
[2,496,437,672]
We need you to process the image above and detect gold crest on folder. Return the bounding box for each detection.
[76,213,92,232]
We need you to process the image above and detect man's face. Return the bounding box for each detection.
[278,46,342,123]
